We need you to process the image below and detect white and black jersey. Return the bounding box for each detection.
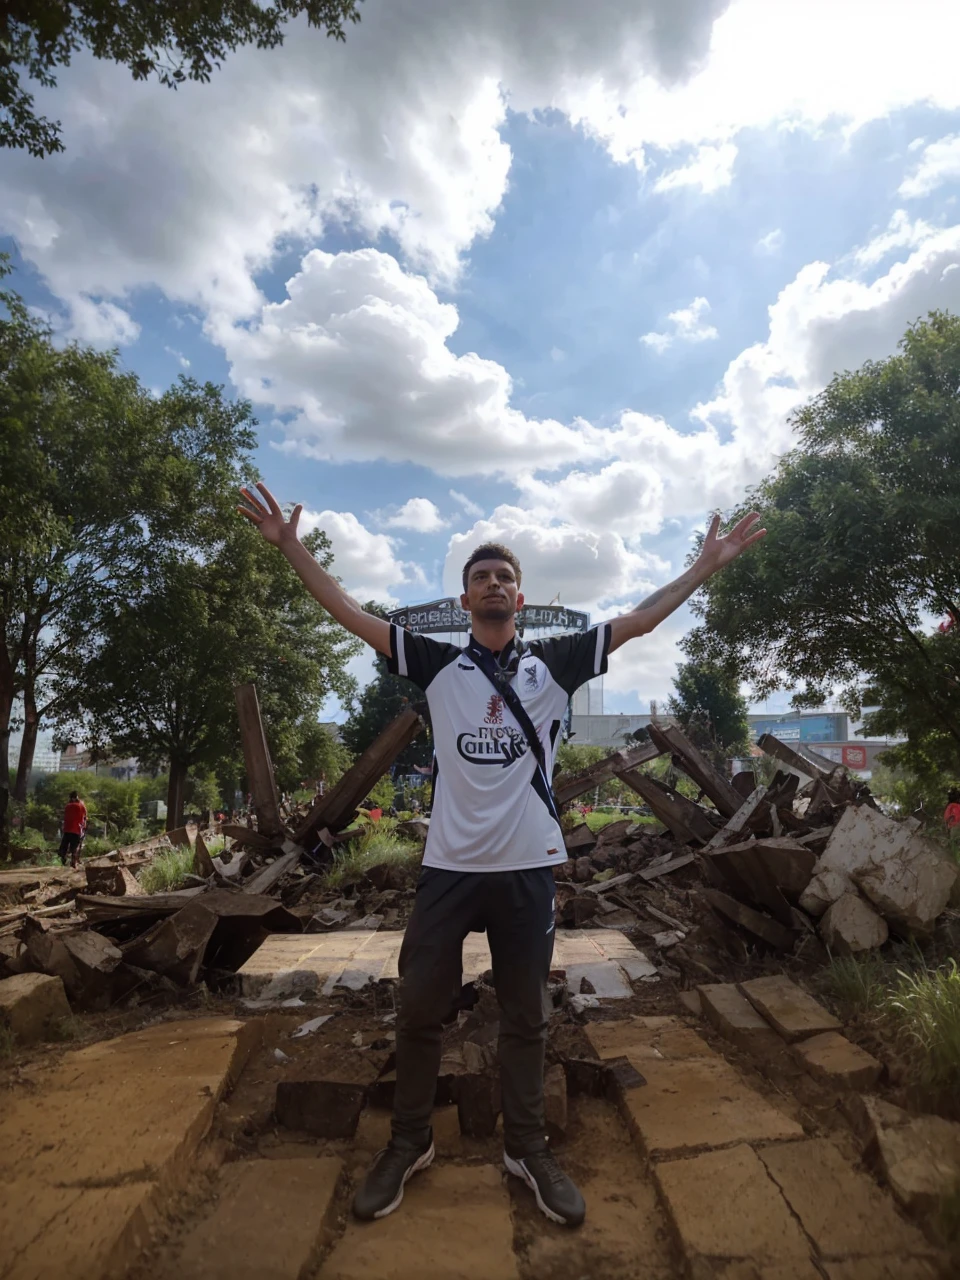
[386,623,611,872]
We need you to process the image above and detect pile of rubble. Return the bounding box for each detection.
[0,687,427,1018]
[549,722,959,967]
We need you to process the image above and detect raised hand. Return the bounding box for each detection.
[697,511,766,573]
[237,481,302,547]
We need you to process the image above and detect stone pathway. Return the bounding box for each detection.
[0,1008,949,1279]
[237,927,656,1000]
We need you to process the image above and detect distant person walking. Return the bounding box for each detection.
[59,791,87,869]
[944,788,960,837]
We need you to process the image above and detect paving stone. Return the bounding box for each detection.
[0,971,71,1043]
[584,1014,715,1062]
[677,989,702,1015]
[173,1157,343,1279]
[618,1055,803,1157]
[319,1163,520,1279]
[866,1104,960,1214]
[758,1138,933,1260]
[791,1032,882,1090]
[654,1144,811,1268]
[823,1261,941,1280]
[739,975,841,1042]
[0,1017,259,1279]
[698,983,785,1057]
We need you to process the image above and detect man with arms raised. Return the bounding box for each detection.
[239,482,764,1226]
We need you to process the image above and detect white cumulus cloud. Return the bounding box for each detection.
[899,134,960,198]
[299,508,425,605]
[641,296,718,353]
[381,498,449,533]
[654,142,737,194]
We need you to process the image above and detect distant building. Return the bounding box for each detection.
[59,743,141,779]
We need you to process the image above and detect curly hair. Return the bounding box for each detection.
[461,542,522,591]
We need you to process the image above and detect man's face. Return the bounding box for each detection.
[461,558,524,623]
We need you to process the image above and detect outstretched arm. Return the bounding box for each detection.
[607,511,765,654]
[238,482,392,657]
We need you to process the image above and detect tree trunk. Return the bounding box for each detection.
[0,661,14,847]
[166,760,187,831]
[13,690,39,802]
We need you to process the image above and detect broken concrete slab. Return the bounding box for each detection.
[173,1157,343,1280]
[321,1162,520,1280]
[859,1097,960,1215]
[654,1143,812,1269]
[697,983,785,1058]
[740,974,841,1042]
[585,1014,716,1063]
[0,1018,260,1279]
[757,1138,932,1261]
[820,892,889,953]
[0,971,71,1043]
[800,866,857,917]
[702,888,798,951]
[792,1031,882,1090]
[819,804,958,932]
[275,1079,366,1138]
[122,901,218,985]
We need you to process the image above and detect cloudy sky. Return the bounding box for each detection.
[3,0,960,719]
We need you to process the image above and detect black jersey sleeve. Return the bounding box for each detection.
[528,623,612,696]
[385,624,461,692]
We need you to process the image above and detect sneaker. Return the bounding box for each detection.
[504,1149,586,1226]
[352,1135,435,1220]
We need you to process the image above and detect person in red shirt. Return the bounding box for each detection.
[944,788,960,837]
[59,791,87,868]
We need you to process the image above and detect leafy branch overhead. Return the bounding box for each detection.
[1,0,362,156]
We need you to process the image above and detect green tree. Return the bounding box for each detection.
[668,659,750,760]
[341,606,433,772]
[288,721,353,793]
[685,311,960,776]
[2,0,361,157]
[60,524,359,828]
[1,261,261,844]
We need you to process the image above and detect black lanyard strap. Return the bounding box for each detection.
[466,638,562,828]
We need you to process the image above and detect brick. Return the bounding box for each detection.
[698,983,785,1057]
[654,1144,811,1268]
[457,1073,501,1137]
[791,1032,882,1090]
[0,971,71,1044]
[275,1080,366,1138]
[174,1158,342,1279]
[739,975,841,1042]
[321,1163,520,1279]
[758,1139,932,1260]
[618,1056,803,1157]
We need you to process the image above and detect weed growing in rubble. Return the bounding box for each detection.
[0,1026,15,1060]
[325,830,422,888]
[886,959,960,1099]
[139,845,198,894]
[823,954,891,1016]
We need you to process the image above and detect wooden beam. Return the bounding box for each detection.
[646,723,743,818]
[553,740,662,806]
[294,707,423,846]
[703,785,769,851]
[615,768,718,844]
[234,683,283,837]
[756,733,833,783]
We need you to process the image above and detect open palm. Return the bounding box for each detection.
[698,511,766,573]
[237,482,302,546]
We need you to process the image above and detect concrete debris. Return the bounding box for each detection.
[0,971,71,1043]
[290,1014,334,1039]
[740,974,841,1043]
[856,1095,960,1214]
[820,892,889,954]
[791,1030,883,1089]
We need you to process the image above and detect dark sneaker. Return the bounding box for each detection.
[352,1135,435,1220]
[504,1149,586,1226]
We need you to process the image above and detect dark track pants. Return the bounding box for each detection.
[391,865,556,1157]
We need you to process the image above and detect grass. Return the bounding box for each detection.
[138,845,198,894]
[583,811,657,833]
[324,829,422,889]
[823,951,960,1114]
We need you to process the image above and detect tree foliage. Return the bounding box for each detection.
[2,0,361,156]
[685,311,960,774]
[668,659,750,760]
